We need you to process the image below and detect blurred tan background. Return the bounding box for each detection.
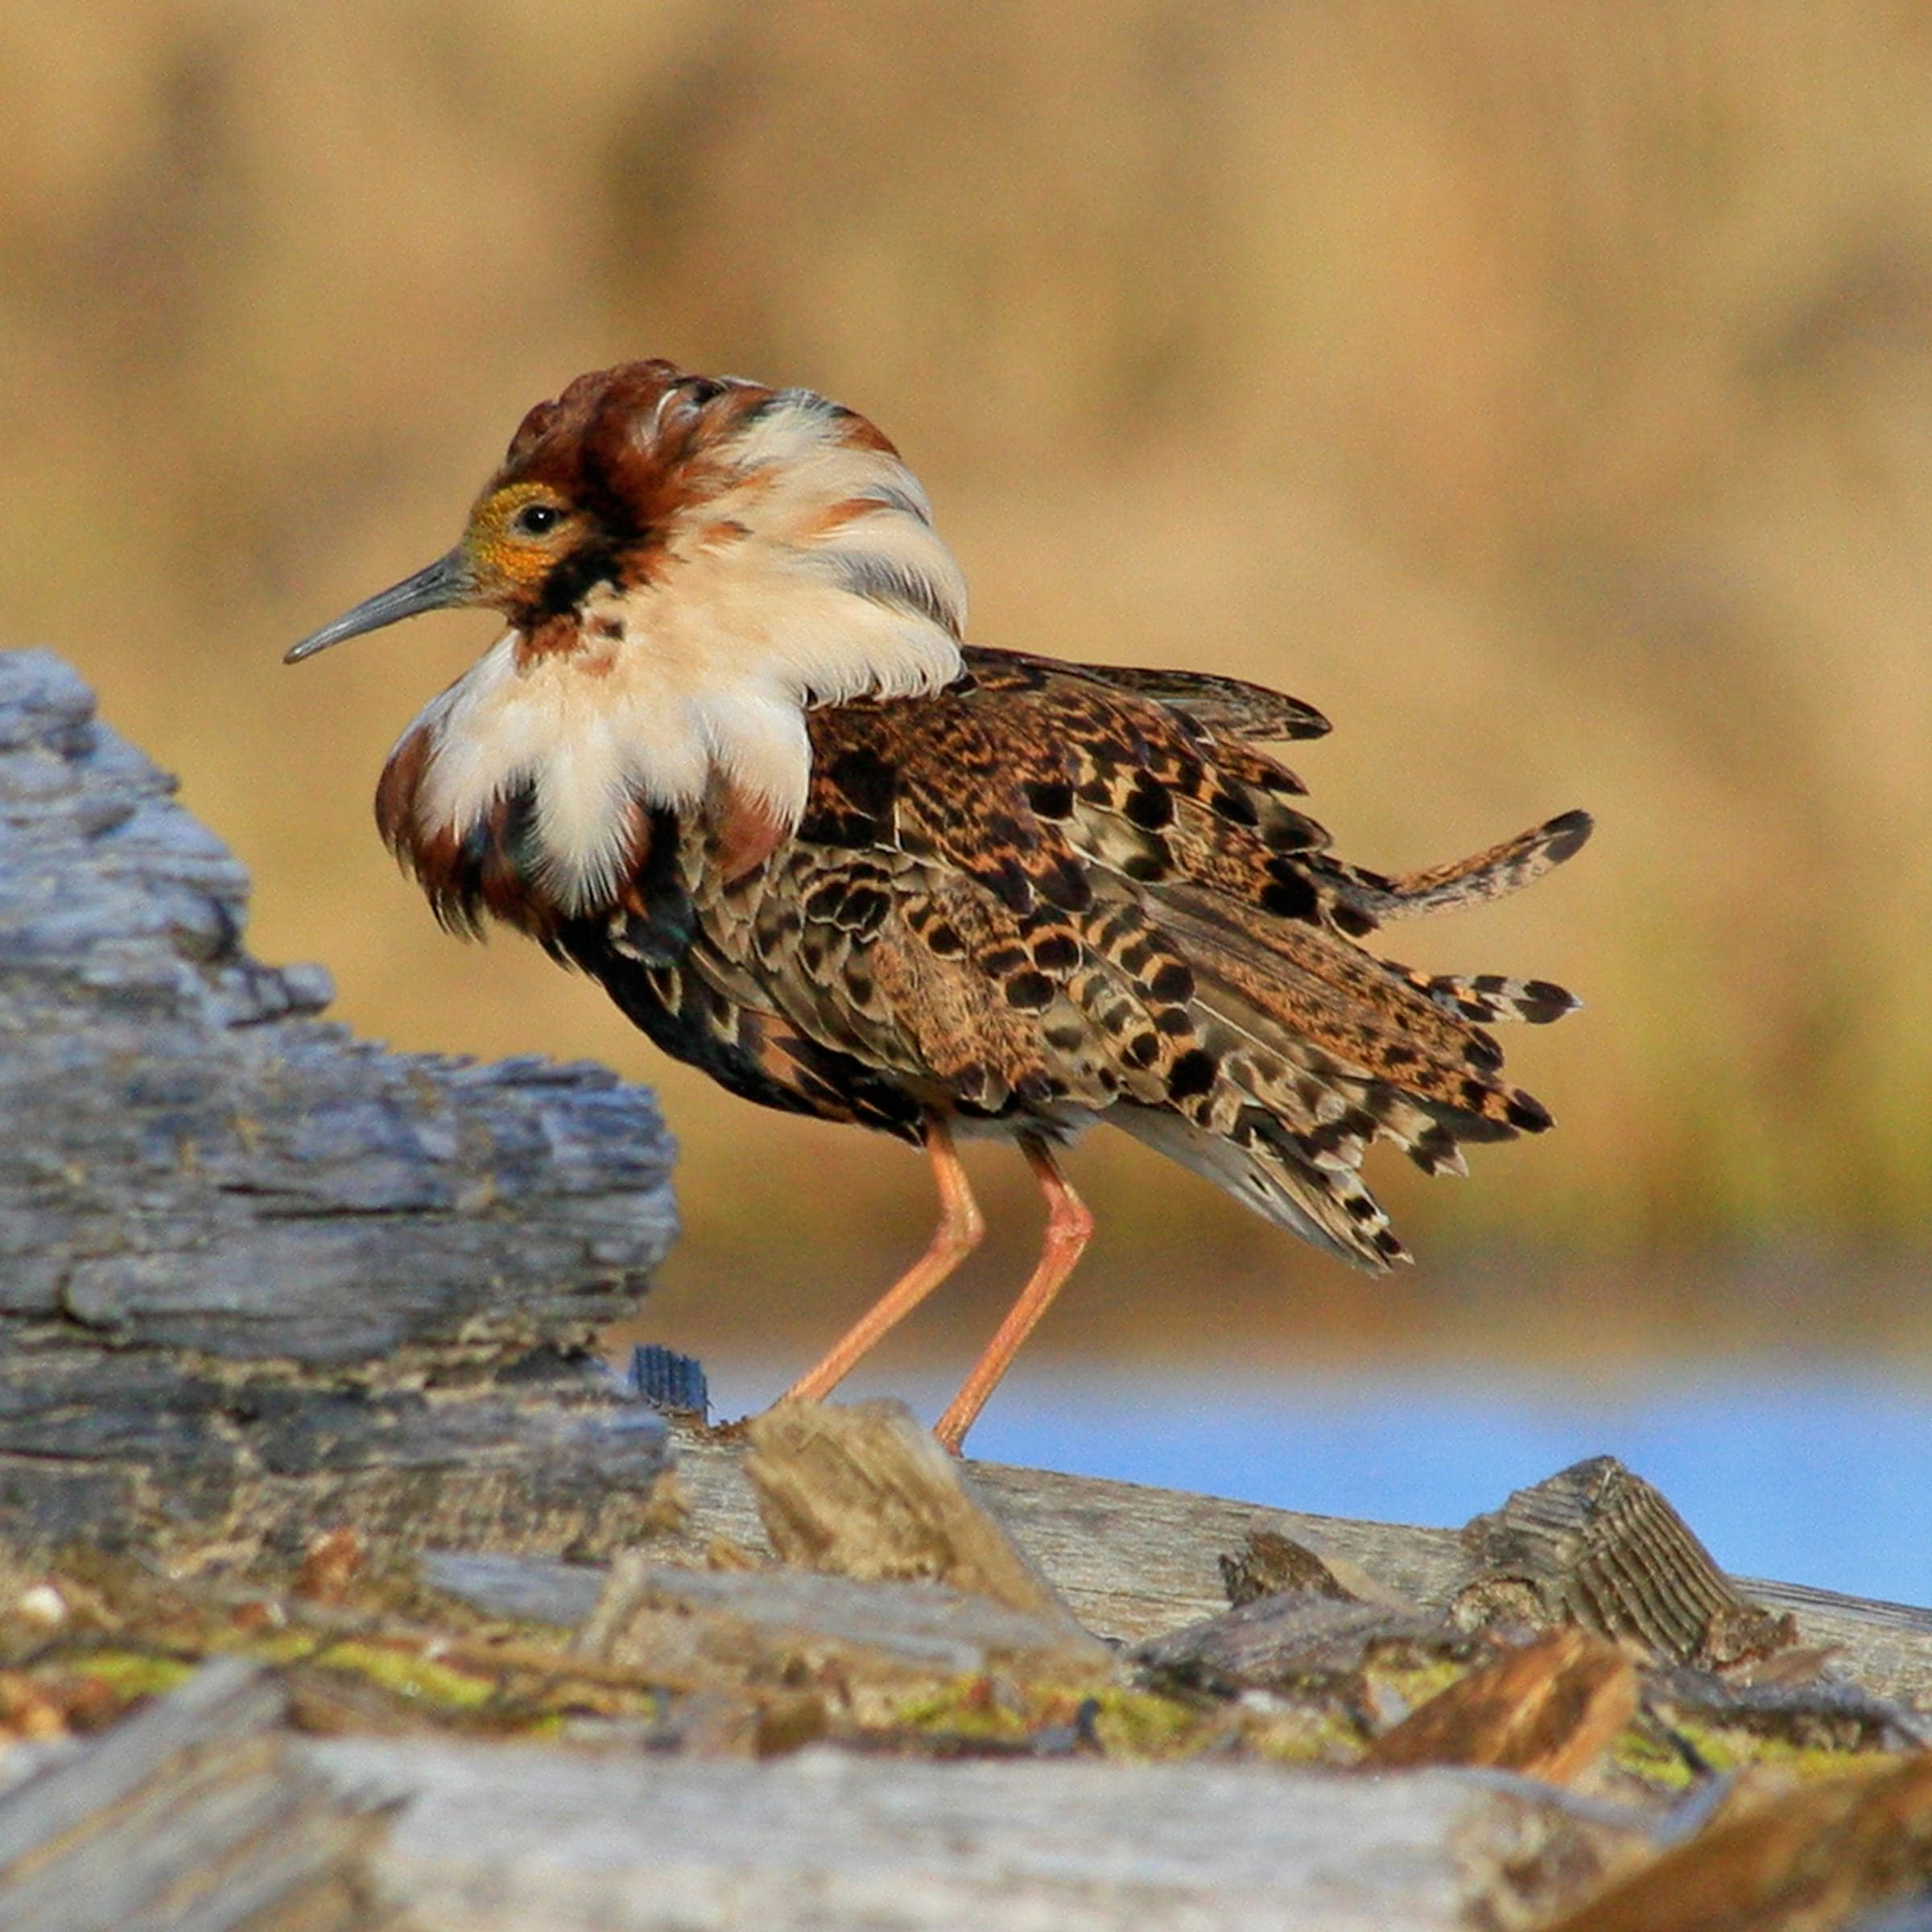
[5,2,1928,1374]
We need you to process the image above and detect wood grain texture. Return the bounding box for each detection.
[0,647,679,1559]
[658,1418,1932,1710]
[1457,1457,1796,1667]
[1361,1627,1639,1785]
[743,1398,1093,1629]
[0,1660,390,1932]
[299,1735,1564,1932]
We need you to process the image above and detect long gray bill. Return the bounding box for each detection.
[284,547,475,663]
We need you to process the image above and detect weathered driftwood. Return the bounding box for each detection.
[0,1659,387,1932]
[655,1417,1932,1711]
[1135,1584,1480,1696]
[398,1409,1932,1928]
[296,1733,1607,1932]
[580,1558,1115,1703]
[0,647,679,1558]
[3,1399,1932,1929]
[3,1649,1925,1932]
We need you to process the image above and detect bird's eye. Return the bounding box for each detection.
[513,502,562,537]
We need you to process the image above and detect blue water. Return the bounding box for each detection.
[702,1360,1932,1608]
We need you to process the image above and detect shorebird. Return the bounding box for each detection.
[287,360,1589,1451]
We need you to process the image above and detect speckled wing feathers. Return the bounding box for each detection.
[1045,656,1334,744]
[663,646,1587,1270]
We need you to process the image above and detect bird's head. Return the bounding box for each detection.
[287,358,968,671]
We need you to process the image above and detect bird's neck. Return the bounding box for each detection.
[377,555,961,920]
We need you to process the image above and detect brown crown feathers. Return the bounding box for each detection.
[287,357,1591,1450]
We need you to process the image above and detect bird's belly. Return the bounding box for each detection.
[557,919,930,1141]
[947,1101,1100,1146]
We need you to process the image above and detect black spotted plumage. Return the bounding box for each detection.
[604,644,1589,1272]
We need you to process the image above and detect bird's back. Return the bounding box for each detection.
[571,644,1589,1269]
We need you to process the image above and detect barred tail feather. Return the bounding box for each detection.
[1328,809,1593,924]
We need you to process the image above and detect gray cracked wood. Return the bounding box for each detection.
[579,1555,1116,1693]
[301,1736,1582,1932]
[0,646,679,1558]
[654,1418,1932,1708]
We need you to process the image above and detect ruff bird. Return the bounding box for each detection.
[287,359,1590,1450]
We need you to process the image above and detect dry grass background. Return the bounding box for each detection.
[4,2,1928,1364]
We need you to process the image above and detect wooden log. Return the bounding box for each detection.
[299,1732,1624,1931]
[655,1417,1932,1711]
[0,1581,1917,1932]
[0,646,679,1560]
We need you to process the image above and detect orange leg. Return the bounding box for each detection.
[933,1136,1093,1454]
[784,1116,985,1405]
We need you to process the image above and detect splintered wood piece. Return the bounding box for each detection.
[1457,1457,1798,1667]
[1543,1752,1932,1932]
[1644,1664,1928,1757]
[1362,1627,1638,1785]
[744,1398,1086,1629]
[1137,1591,1478,1697]
[576,1554,1115,1699]
[1220,1528,1414,1611]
